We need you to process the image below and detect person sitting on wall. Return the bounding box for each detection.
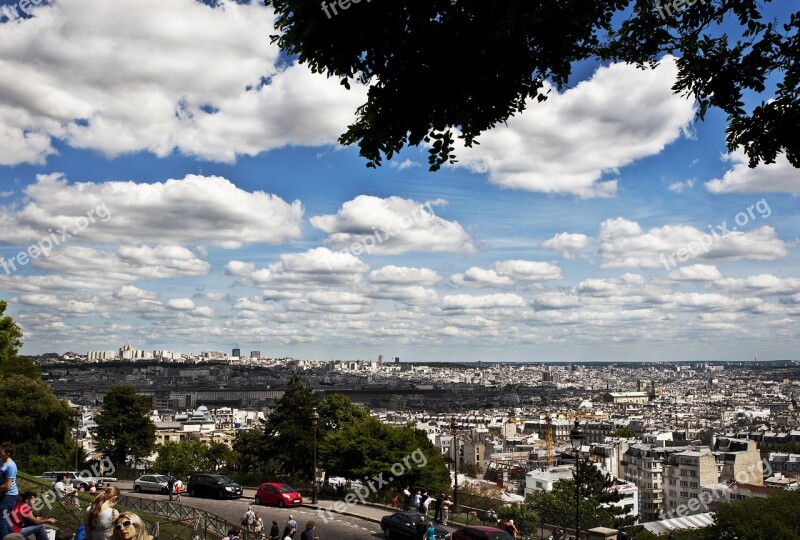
[8,491,57,540]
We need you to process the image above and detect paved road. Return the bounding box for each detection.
[114,481,387,540]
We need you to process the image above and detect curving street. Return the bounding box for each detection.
[116,481,388,540]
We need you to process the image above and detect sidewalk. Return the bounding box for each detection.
[303,498,459,533]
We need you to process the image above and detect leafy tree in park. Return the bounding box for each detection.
[92,385,156,468]
[0,374,76,472]
[154,440,236,477]
[498,502,541,537]
[704,490,800,540]
[0,300,38,379]
[524,461,634,531]
[260,371,321,479]
[0,300,76,472]
[320,417,450,494]
[264,0,798,172]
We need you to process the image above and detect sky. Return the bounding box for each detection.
[1,0,798,362]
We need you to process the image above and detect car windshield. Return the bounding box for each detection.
[213,475,233,483]
[153,475,169,482]
[278,485,295,493]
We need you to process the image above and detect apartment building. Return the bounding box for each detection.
[662,450,718,516]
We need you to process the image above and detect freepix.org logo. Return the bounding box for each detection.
[0,0,51,23]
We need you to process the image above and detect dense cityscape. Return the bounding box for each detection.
[2,1,799,539]
[25,348,800,537]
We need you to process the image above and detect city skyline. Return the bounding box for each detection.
[1,0,799,362]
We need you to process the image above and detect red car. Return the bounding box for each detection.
[451,526,514,540]
[254,482,303,507]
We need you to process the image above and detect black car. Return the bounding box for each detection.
[187,473,243,499]
[380,512,448,540]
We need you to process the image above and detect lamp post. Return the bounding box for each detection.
[74,409,82,471]
[570,419,585,540]
[310,407,320,504]
[450,417,459,507]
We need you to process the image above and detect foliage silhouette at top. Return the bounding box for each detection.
[264,0,799,172]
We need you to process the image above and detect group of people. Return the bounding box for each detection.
[228,514,319,540]
[84,485,153,540]
[0,442,153,540]
[413,516,439,540]
[396,489,452,525]
[164,475,182,502]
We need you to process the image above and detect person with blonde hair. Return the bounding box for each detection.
[85,485,121,540]
[113,513,152,540]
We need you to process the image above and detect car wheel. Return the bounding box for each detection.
[255,496,261,505]
[189,488,196,497]
[384,528,391,539]
[161,487,168,494]
[278,500,285,508]
[80,483,89,492]
[134,485,141,493]
[217,490,225,500]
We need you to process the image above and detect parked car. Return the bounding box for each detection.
[41,471,104,491]
[451,526,514,540]
[380,511,448,540]
[187,473,242,499]
[133,474,174,494]
[254,482,303,507]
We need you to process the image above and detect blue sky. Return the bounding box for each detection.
[1,0,798,362]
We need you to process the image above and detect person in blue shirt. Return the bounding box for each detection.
[425,521,436,540]
[1,442,20,538]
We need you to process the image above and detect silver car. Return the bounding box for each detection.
[133,474,174,494]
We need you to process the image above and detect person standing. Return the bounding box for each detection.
[242,507,255,532]
[269,520,280,540]
[299,521,315,540]
[8,491,57,540]
[254,513,264,539]
[433,493,443,524]
[0,443,19,538]
[426,520,436,540]
[440,495,451,526]
[174,478,183,501]
[287,515,297,537]
[415,516,427,540]
[85,485,121,540]
[402,487,411,511]
[167,475,175,502]
[412,491,421,513]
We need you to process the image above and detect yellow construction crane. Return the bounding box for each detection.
[545,415,554,468]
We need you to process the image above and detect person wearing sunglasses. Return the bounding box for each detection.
[112,513,152,540]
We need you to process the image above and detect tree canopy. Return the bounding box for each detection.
[264,0,798,172]
[235,373,449,493]
[91,385,156,468]
[154,439,236,477]
[704,490,800,540]
[520,460,635,532]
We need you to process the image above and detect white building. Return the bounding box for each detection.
[524,466,575,495]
